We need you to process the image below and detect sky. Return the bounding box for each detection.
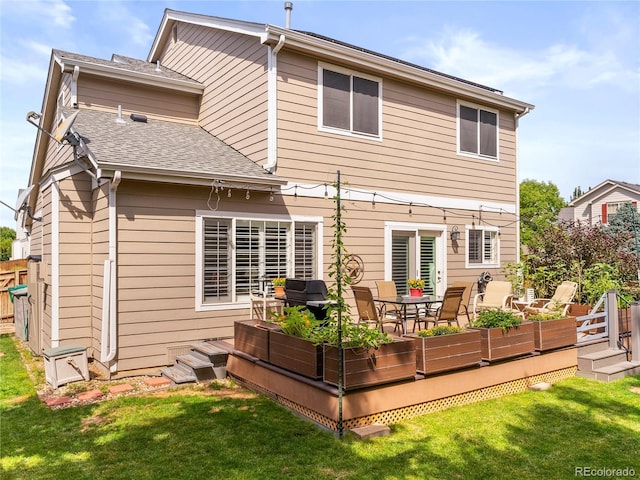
[1,0,639,228]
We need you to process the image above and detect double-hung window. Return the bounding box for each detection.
[319,64,381,138]
[458,102,498,159]
[466,227,499,268]
[196,213,320,310]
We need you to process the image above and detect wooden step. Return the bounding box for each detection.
[577,348,627,372]
[593,361,640,382]
[161,364,196,384]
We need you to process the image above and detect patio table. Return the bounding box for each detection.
[375,295,442,335]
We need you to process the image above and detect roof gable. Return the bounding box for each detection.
[569,179,640,206]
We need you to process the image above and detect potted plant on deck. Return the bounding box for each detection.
[408,325,481,375]
[272,277,286,298]
[317,321,416,390]
[469,309,534,362]
[527,310,577,352]
[408,279,425,297]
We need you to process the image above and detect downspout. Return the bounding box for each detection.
[514,107,531,263]
[264,34,286,173]
[100,171,120,368]
[51,181,60,347]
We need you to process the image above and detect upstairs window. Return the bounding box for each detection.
[467,227,499,267]
[458,103,498,159]
[319,65,381,138]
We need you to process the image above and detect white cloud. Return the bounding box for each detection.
[399,25,639,98]
[1,0,75,29]
[95,2,153,50]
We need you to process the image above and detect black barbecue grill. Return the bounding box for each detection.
[283,278,331,320]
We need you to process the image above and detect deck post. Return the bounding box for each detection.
[632,302,640,363]
[607,290,619,350]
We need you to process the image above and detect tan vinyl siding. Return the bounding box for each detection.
[276,51,517,205]
[57,176,93,345]
[77,75,199,124]
[158,23,269,163]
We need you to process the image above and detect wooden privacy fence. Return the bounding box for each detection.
[1,259,28,324]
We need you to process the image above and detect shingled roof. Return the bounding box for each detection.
[67,108,283,186]
[53,49,200,85]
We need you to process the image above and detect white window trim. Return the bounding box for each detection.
[456,100,499,161]
[317,62,383,142]
[195,210,323,312]
[465,225,500,269]
[383,221,447,297]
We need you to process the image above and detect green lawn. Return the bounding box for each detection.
[1,334,639,480]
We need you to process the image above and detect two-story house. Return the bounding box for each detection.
[22,9,533,376]
[561,180,640,225]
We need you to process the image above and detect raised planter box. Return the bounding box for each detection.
[233,320,280,362]
[471,322,534,362]
[268,330,322,379]
[323,337,415,390]
[408,329,482,375]
[532,316,577,351]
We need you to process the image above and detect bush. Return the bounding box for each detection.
[417,325,465,337]
[471,309,522,332]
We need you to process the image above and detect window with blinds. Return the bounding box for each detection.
[419,237,436,295]
[391,236,410,295]
[459,103,498,159]
[468,228,497,266]
[321,67,380,137]
[203,219,231,302]
[201,217,316,304]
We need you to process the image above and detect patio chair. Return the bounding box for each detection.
[472,281,515,318]
[414,286,466,331]
[352,286,402,333]
[452,281,474,324]
[376,280,404,319]
[523,281,578,317]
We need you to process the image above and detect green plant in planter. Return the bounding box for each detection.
[417,325,465,337]
[311,321,391,349]
[270,306,321,339]
[408,279,425,289]
[471,309,522,332]
[527,311,566,321]
[271,277,286,287]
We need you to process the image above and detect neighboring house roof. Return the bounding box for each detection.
[149,9,534,113]
[67,108,284,187]
[568,179,640,207]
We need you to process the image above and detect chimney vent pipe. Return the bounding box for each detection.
[284,2,293,29]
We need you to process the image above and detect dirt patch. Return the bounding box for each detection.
[10,336,250,409]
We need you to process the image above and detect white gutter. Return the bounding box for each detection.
[51,181,60,347]
[264,34,286,173]
[100,171,120,369]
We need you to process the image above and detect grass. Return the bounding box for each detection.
[1,334,639,480]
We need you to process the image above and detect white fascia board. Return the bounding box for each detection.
[568,181,617,206]
[54,54,203,95]
[97,164,287,188]
[264,26,534,114]
[283,181,516,214]
[148,10,268,62]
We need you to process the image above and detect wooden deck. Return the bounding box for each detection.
[226,343,577,432]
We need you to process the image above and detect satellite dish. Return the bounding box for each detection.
[14,185,36,220]
[53,110,79,142]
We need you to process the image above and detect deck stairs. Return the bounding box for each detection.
[576,339,640,382]
[161,341,231,384]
